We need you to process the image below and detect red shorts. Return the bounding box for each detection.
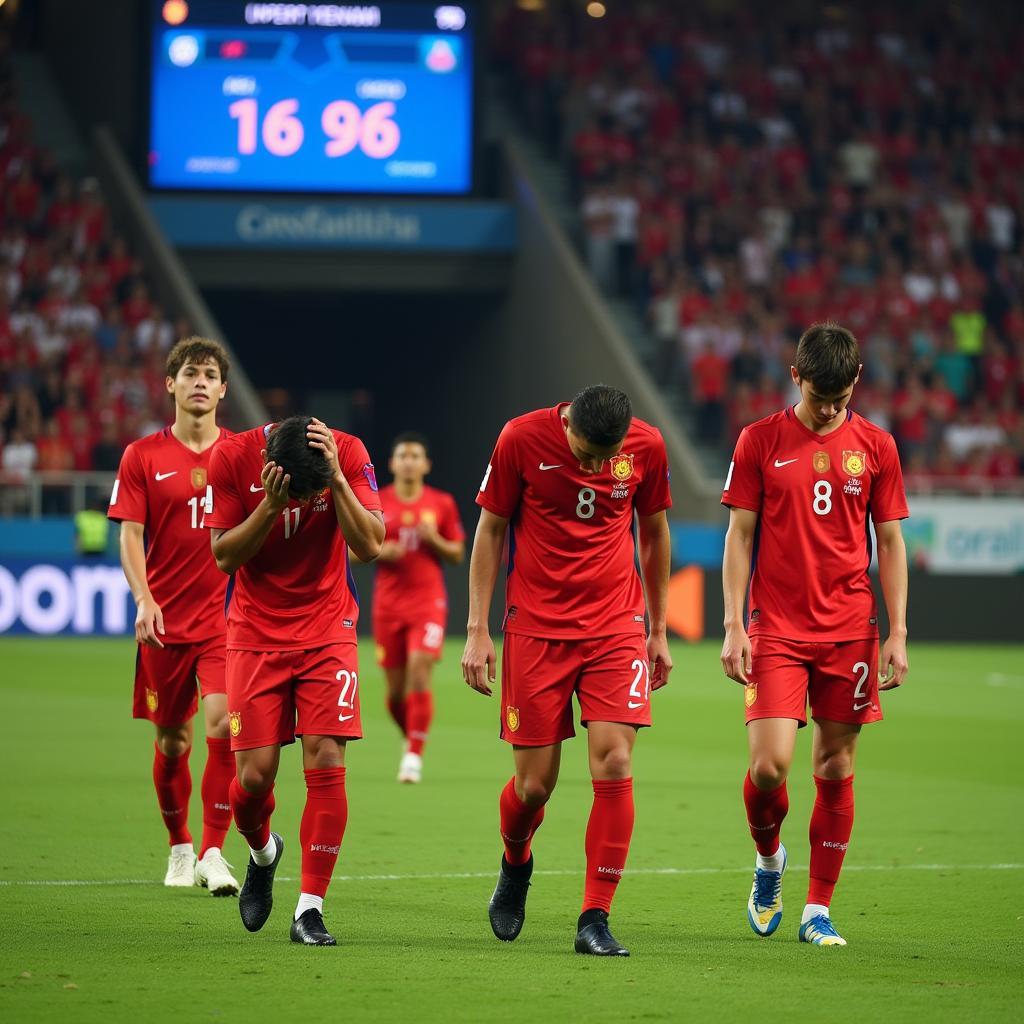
[500,632,652,747]
[133,637,226,727]
[745,635,884,727]
[225,642,362,751]
[373,603,447,668]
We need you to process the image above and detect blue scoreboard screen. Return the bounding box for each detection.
[147,2,475,194]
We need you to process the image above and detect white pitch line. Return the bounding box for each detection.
[0,863,1019,888]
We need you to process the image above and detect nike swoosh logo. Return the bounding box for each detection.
[773,459,798,468]
[853,702,872,711]
[539,463,563,471]
[154,471,177,481]
[338,714,355,723]
[249,484,264,492]
[627,701,645,709]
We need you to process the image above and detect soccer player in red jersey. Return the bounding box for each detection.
[720,323,909,946]
[205,415,384,946]
[462,385,673,957]
[108,337,239,895]
[373,433,464,784]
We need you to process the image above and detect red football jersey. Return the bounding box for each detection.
[374,484,465,613]
[203,424,383,651]
[107,426,231,644]
[722,407,909,642]
[477,404,672,640]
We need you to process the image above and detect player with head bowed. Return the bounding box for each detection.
[205,415,384,946]
[462,385,673,957]
[371,432,465,784]
[721,323,910,947]
[108,337,239,895]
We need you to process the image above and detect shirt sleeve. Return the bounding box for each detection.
[203,442,246,530]
[107,442,148,525]
[721,427,763,512]
[476,421,522,519]
[870,433,910,523]
[340,433,383,513]
[635,430,672,516]
[440,492,466,542]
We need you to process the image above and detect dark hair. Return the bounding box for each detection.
[794,323,861,395]
[266,416,333,499]
[568,384,632,448]
[391,431,430,457]
[166,336,230,382]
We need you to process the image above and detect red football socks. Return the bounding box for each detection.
[582,777,635,913]
[807,774,855,907]
[743,771,790,856]
[499,776,546,865]
[386,695,407,735]
[405,691,433,757]
[229,776,275,851]
[152,744,193,847]
[299,767,348,898]
[199,737,235,858]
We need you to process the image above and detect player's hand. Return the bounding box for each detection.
[379,540,405,562]
[721,625,752,685]
[260,456,291,511]
[306,418,342,484]
[647,630,673,690]
[878,634,909,690]
[462,627,496,696]
[135,596,165,649]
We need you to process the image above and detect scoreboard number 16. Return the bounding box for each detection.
[228,98,401,159]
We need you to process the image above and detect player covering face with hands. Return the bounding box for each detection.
[205,415,384,947]
[721,322,909,947]
[463,385,673,957]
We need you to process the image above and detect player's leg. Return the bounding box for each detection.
[575,720,637,956]
[399,649,437,783]
[798,718,860,946]
[288,642,363,946]
[193,640,240,895]
[743,638,808,937]
[799,638,881,945]
[376,616,409,736]
[136,643,200,883]
[227,649,291,933]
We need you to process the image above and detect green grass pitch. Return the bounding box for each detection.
[1,637,1021,1022]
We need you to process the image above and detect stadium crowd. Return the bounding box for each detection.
[0,55,193,508]
[495,1,1024,490]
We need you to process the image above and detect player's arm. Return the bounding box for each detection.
[461,508,508,697]
[210,460,291,573]
[417,523,464,565]
[721,506,758,685]
[307,419,384,562]
[874,518,909,690]
[637,510,673,689]
[119,520,164,649]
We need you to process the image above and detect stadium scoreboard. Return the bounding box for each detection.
[147,2,475,194]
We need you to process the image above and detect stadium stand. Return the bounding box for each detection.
[493,1,1023,492]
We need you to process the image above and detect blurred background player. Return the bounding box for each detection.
[372,432,464,783]
[107,337,239,895]
[721,323,909,947]
[462,385,673,957]
[206,415,384,946]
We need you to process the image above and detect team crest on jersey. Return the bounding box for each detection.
[313,488,329,512]
[506,706,520,733]
[610,454,634,482]
[191,468,207,489]
[744,683,757,708]
[421,509,437,525]
[145,688,159,713]
[401,510,415,525]
[229,712,242,738]
[813,451,830,474]
[842,451,867,476]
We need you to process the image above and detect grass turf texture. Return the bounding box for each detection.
[0,638,1021,1023]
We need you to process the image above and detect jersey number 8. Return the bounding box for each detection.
[812,480,833,516]
[576,487,596,520]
